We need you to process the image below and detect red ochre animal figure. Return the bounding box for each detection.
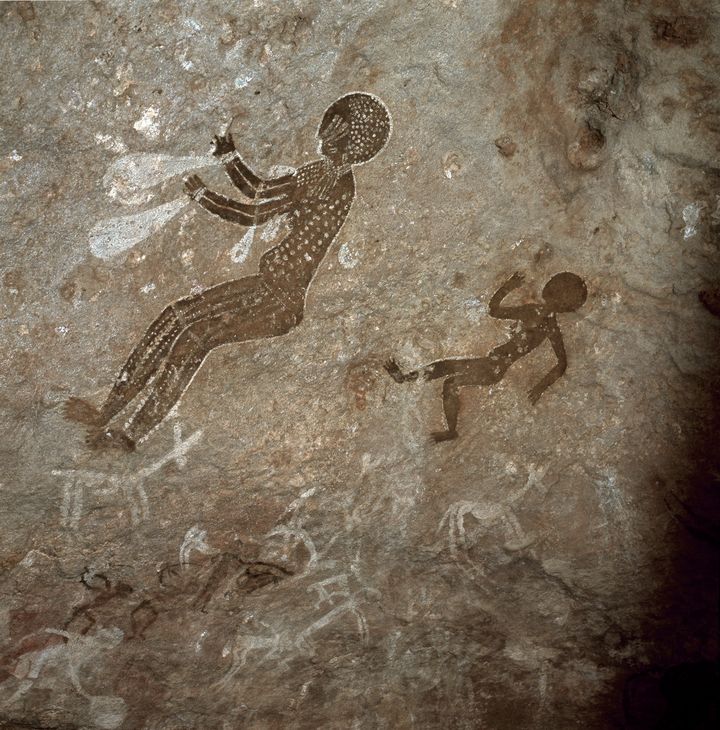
[385,272,587,442]
[66,93,391,451]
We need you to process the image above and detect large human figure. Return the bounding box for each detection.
[385,272,587,442]
[66,93,392,451]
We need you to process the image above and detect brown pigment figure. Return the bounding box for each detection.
[385,272,587,442]
[66,93,391,451]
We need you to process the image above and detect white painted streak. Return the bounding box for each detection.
[103,153,214,202]
[19,550,53,568]
[463,297,488,322]
[89,198,188,260]
[180,525,215,568]
[593,468,633,548]
[52,425,202,529]
[260,213,287,242]
[230,227,256,264]
[94,133,127,154]
[268,165,296,177]
[136,426,203,479]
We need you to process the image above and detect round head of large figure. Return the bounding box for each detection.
[542,272,588,313]
[318,92,391,166]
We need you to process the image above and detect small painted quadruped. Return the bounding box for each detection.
[65,93,392,451]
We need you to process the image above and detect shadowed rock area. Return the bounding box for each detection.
[1,1,718,728]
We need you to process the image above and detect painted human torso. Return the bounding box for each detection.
[489,311,555,371]
[259,160,355,301]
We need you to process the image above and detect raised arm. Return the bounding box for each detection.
[488,272,531,320]
[212,132,295,200]
[184,174,294,227]
[528,318,568,404]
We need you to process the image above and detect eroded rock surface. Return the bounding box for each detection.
[1,1,718,728]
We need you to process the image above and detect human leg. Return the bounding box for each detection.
[66,276,267,434]
[101,284,296,448]
[64,303,187,430]
[384,356,472,384]
[119,329,209,448]
[431,377,460,443]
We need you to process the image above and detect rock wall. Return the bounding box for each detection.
[0,1,718,727]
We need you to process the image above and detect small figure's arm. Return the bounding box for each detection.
[184,174,294,227]
[528,318,567,405]
[488,271,531,320]
[384,359,419,383]
[212,132,295,200]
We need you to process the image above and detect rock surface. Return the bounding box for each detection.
[1,1,718,728]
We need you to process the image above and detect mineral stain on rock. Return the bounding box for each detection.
[566,124,606,171]
[699,288,720,317]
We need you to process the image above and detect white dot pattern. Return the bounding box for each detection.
[260,165,355,299]
[319,93,391,165]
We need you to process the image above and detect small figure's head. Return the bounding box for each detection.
[318,92,391,165]
[542,272,587,313]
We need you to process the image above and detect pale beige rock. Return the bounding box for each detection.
[0,1,718,728]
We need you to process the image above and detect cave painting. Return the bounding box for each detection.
[385,272,588,442]
[66,93,391,451]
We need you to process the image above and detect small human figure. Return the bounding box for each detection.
[385,271,587,442]
[65,93,391,451]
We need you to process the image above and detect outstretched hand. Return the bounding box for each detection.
[213,132,236,158]
[384,359,419,384]
[384,358,406,383]
[184,174,206,199]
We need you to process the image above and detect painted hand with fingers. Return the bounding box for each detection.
[183,174,206,200]
[383,358,419,383]
[212,131,236,158]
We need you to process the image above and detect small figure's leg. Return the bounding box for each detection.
[431,377,460,443]
[423,359,471,381]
